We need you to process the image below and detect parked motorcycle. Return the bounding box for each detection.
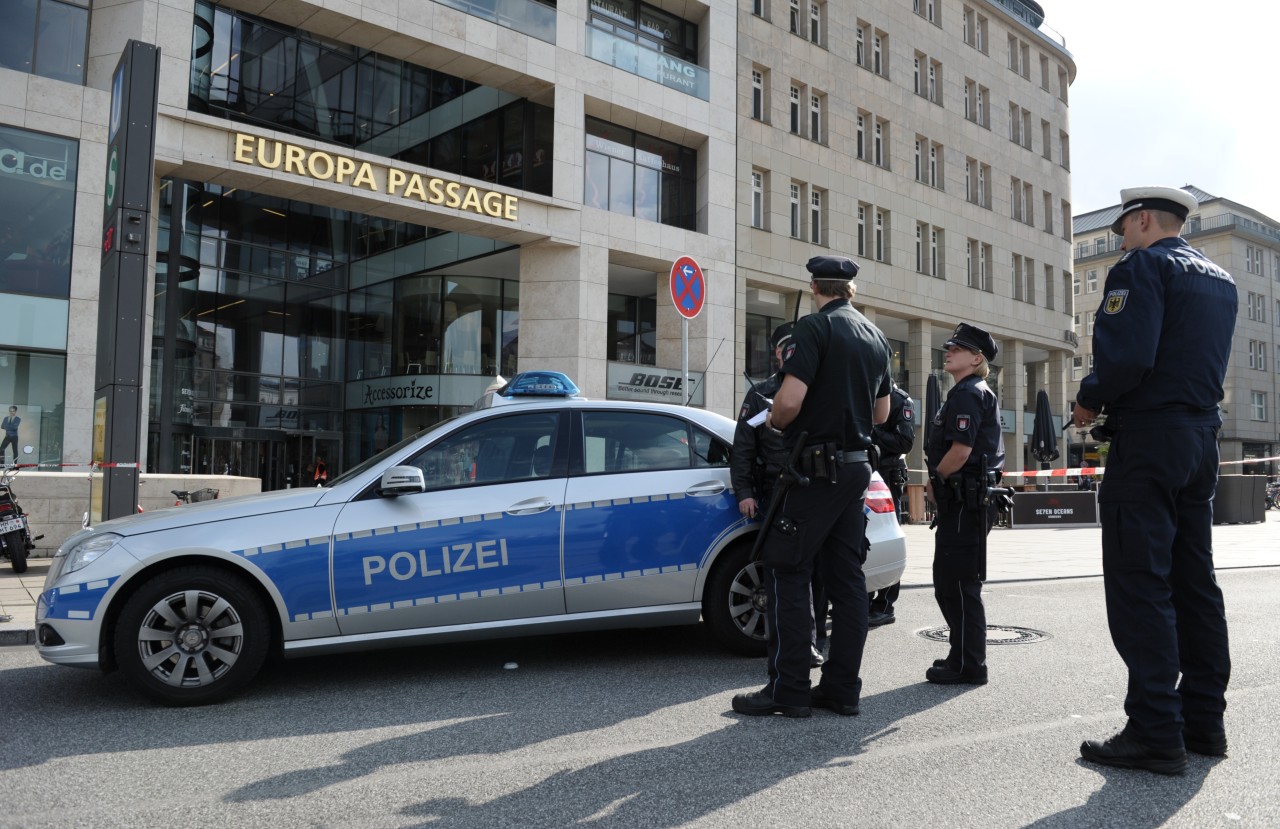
[1,447,42,574]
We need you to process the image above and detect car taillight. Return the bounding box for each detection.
[865,478,897,514]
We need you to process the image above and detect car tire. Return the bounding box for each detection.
[702,542,768,656]
[113,565,270,706]
[3,531,26,573]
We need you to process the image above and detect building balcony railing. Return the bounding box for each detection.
[585,26,710,101]
[985,0,1068,49]
[1184,211,1280,245]
[434,0,556,44]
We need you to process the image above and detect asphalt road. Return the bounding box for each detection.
[1,570,1277,828]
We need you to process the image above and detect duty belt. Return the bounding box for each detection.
[838,450,869,463]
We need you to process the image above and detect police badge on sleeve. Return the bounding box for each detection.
[955,414,970,432]
[1103,289,1129,314]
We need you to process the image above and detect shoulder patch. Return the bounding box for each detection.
[902,406,914,421]
[955,414,970,432]
[781,342,797,364]
[1117,250,1134,265]
[739,401,751,420]
[1103,289,1129,315]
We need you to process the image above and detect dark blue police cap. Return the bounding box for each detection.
[945,322,999,362]
[770,322,795,351]
[806,255,859,280]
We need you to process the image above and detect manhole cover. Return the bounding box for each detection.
[917,625,1051,645]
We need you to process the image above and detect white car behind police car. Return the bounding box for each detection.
[36,372,906,704]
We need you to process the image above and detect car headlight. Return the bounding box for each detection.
[61,533,123,577]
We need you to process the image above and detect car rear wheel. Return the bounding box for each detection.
[703,542,768,656]
[3,531,27,573]
[113,565,269,706]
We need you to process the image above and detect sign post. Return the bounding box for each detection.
[96,41,159,520]
[668,256,705,407]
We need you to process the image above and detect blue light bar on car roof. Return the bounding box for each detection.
[500,371,581,397]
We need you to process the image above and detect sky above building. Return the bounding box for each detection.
[1049,1,1280,222]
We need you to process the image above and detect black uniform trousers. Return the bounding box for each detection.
[761,463,871,706]
[1099,425,1231,749]
[762,483,828,649]
[932,498,994,673]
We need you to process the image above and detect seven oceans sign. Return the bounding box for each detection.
[669,256,705,320]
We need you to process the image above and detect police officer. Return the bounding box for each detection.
[925,322,1003,686]
[731,322,828,666]
[1074,186,1235,775]
[732,255,891,718]
[867,382,915,627]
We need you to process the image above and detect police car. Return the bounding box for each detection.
[36,371,907,705]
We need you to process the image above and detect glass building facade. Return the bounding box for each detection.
[151,180,518,489]
[0,124,78,463]
[190,1,554,197]
[0,0,89,85]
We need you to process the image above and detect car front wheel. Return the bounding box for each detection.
[702,542,768,656]
[113,565,269,706]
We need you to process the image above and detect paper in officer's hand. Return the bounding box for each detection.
[748,408,770,428]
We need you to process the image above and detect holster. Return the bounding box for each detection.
[798,442,840,483]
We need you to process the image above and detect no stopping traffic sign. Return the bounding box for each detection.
[669,256,705,319]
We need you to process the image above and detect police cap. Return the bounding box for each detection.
[944,322,999,362]
[806,255,859,280]
[770,322,795,351]
[1110,186,1198,234]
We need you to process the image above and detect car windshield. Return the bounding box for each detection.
[323,415,463,487]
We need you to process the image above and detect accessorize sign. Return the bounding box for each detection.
[231,133,520,221]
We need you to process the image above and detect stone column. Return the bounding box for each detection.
[517,242,610,397]
[1001,339,1025,475]
[906,318,933,522]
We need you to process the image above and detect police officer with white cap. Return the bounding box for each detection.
[1074,186,1236,775]
[924,322,1003,686]
[732,255,891,718]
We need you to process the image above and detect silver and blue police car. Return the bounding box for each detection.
[36,372,906,705]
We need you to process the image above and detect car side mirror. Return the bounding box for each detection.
[379,465,426,497]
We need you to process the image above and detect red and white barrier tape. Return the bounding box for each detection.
[7,461,139,469]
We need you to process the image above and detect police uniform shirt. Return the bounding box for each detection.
[925,374,1004,476]
[730,373,787,501]
[1077,237,1237,426]
[873,386,916,466]
[781,300,892,449]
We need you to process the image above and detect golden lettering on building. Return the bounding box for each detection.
[230,133,519,221]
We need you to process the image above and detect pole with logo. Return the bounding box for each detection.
[95,41,160,521]
[668,256,705,406]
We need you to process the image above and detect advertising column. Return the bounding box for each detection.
[95,41,159,520]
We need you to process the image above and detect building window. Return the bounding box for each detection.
[980,243,992,291]
[790,85,802,134]
[789,181,801,238]
[810,188,824,245]
[931,227,942,277]
[1042,119,1053,161]
[856,113,867,160]
[810,1,822,43]
[1044,263,1055,310]
[608,294,657,366]
[1043,191,1054,234]
[1072,356,1082,380]
[1011,177,1023,222]
[746,312,786,379]
[789,0,801,34]
[966,238,978,287]
[874,209,887,262]
[810,92,824,143]
[1061,200,1071,241]
[585,118,697,229]
[750,170,765,229]
[857,203,867,257]
[873,119,887,167]
[1087,311,1096,334]
[751,69,766,120]
[0,125,78,301]
[1012,254,1024,301]
[1251,391,1267,421]
[856,24,867,67]
[753,0,764,16]
[1009,102,1022,144]
[1073,272,1081,296]
[978,164,990,208]
[929,61,941,104]
[0,0,89,84]
[1060,130,1070,169]
[1086,269,1098,293]
[873,32,885,76]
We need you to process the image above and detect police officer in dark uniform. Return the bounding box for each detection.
[924,322,1003,686]
[1074,186,1236,775]
[867,382,915,626]
[731,322,829,666]
[732,255,891,718]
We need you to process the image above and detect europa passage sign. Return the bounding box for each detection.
[232,134,520,221]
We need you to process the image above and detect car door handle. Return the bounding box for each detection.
[685,482,727,497]
[507,497,555,515]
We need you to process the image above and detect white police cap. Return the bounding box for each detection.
[1110,186,1198,234]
